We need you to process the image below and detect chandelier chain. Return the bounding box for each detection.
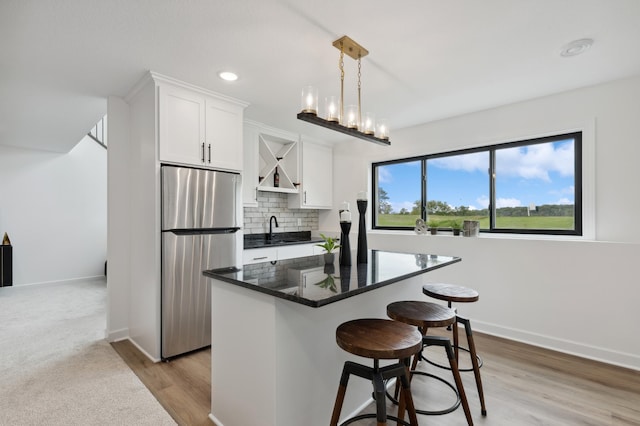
[357,56,362,129]
[339,45,345,125]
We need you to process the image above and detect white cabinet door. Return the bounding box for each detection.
[289,139,333,209]
[159,84,206,166]
[159,82,244,171]
[205,97,243,172]
[277,244,315,260]
[243,247,277,265]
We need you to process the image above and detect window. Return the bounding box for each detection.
[372,132,582,236]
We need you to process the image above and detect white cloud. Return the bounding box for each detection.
[496,197,522,208]
[378,167,392,183]
[550,185,575,196]
[555,198,572,205]
[495,140,574,182]
[476,196,489,209]
[475,195,522,208]
[390,201,416,213]
[430,152,488,173]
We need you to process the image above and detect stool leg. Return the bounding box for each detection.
[453,316,460,363]
[372,369,388,425]
[330,364,351,426]
[444,339,474,426]
[411,326,429,372]
[460,317,487,416]
[396,357,419,426]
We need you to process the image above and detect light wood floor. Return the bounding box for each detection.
[112,330,640,425]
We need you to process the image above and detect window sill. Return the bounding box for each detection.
[369,228,593,242]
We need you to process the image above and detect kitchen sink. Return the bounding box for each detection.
[244,232,322,249]
[265,238,309,244]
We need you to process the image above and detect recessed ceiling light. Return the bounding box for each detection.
[560,38,594,58]
[218,71,238,82]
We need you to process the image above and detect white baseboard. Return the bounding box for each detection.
[209,412,224,426]
[106,327,129,342]
[474,320,640,371]
[11,275,106,287]
[105,332,161,364]
[128,337,161,363]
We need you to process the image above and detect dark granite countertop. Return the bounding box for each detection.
[244,231,324,249]
[204,249,461,307]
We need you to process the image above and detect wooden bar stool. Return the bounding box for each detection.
[387,301,474,425]
[422,283,487,416]
[330,319,422,426]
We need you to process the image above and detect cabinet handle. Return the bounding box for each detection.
[304,191,307,204]
[255,188,258,201]
[253,256,268,260]
[208,144,211,163]
[201,142,205,163]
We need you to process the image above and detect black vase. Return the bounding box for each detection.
[357,200,368,263]
[339,221,351,266]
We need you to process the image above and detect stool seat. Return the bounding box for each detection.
[331,319,422,425]
[387,300,455,329]
[423,283,479,303]
[387,300,474,425]
[336,318,423,360]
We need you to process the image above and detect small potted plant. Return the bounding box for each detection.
[451,220,462,236]
[316,233,340,264]
[427,220,439,235]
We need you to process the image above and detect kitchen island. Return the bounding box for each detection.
[204,249,461,426]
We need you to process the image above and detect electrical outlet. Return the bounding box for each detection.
[297,218,302,226]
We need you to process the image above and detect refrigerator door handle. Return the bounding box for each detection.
[164,227,241,236]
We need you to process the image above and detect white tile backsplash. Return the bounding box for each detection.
[243,192,318,234]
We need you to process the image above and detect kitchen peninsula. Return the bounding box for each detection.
[204,249,461,426]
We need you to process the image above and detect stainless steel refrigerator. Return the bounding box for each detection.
[161,165,240,359]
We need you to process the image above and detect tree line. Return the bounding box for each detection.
[377,188,574,217]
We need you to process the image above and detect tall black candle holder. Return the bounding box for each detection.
[339,221,351,266]
[356,199,368,263]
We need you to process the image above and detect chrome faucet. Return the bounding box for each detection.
[268,215,279,240]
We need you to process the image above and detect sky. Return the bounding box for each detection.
[378,139,575,213]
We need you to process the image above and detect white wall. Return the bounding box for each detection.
[0,136,107,285]
[106,96,131,341]
[326,74,640,370]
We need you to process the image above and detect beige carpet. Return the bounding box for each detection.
[0,279,176,425]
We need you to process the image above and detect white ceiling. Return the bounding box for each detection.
[2,0,640,153]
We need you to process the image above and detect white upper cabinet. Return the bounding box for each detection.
[205,97,244,171]
[158,80,246,172]
[289,137,333,209]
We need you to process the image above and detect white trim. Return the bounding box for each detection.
[475,320,640,372]
[106,328,129,343]
[209,413,225,426]
[149,71,250,108]
[124,72,154,103]
[9,275,105,288]
[127,337,162,363]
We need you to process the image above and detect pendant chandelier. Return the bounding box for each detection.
[297,35,390,146]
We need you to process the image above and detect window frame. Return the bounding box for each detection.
[372,131,583,236]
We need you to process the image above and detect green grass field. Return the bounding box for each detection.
[377,214,574,230]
